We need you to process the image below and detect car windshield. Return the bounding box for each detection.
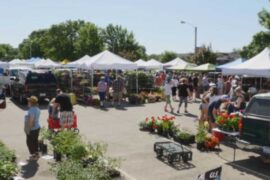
[245,98,270,117]
[26,73,57,84]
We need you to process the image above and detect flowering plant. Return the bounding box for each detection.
[204,134,220,149]
[139,115,175,134]
[216,112,242,131]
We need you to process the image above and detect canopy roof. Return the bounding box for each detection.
[0,61,9,69]
[9,59,26,65]
[82,50,137,70]
[60,59,70,65]
[222,48,270,77]
[135,59,147,68]
[144,59,163,70]
[66,55,91,68]
[189,63,216,71]
[217,58,244,70]
[35,59,60,68]
[167,63,197,70]
[164,57,188,67]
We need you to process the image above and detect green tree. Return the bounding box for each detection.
[102,24,146,61]
[193,45,216,65]
[74,22,104,57]
[0,44,18,60]
[43,20,86,61]
[240,6,270,58]
[160,51,177,63]
[18,29,47,59]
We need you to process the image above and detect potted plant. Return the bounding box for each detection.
[204,134,220,150]
[216,112,241,132]
[174,131,195,145]
[195,126,207,151]
[38,127,53,155]
[0,141,17,179]
[51,130,82,161]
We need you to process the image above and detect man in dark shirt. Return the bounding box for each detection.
[54,93,73,128]
[177,78,191,114]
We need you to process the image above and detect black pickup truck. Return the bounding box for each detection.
[10,70,58,104]
[240,93,270,147]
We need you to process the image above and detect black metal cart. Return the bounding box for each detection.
[154,141,192,164]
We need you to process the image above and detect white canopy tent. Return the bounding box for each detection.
[35,59,60,68]
[223,47,270,77]
[167,63,197,70]
[135,59,147,69]
[82,50,137,70]
[9,59,31,68]
[144,59,163,70]
[164,57,189,67]
[0,61,9,69]
[66,55,91,68]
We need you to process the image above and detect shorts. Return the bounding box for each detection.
[60,111,74,127]
[166,95,171,103]
[113,92,123,100]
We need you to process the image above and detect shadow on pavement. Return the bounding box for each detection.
[227,156,270,179]
[184,113,197,118]
[156,157,196,171]
[21,159,39,179]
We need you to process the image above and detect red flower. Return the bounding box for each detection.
[145,118,149,122]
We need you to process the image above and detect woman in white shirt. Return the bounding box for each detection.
[164,79,174,113]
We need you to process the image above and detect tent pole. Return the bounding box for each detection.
[70,70,73,92]
[91,68,94,88]
[260,77,262,90]
[136,69,138,94]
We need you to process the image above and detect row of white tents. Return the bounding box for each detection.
[1,47,270,78]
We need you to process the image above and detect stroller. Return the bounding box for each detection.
[48,105,79,133]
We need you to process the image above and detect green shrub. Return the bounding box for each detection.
[0,141,17,179]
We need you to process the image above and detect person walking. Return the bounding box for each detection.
[171,76,178,101]
[164,79,174,112]
[112,75,125,106]
[177,78,191,114]
[24,96,41,160]
[97,77,107,108]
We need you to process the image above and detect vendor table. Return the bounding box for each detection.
[212,128,239,161]
[154,141,192,164]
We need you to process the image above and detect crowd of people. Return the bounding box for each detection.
[162,72,255,131]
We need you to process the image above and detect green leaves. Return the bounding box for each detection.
[0,141,17,179]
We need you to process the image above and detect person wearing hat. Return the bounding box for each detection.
[208,95,230,130]
[24,96,41,160]
[97,76,107,107]
[227,87,246,114]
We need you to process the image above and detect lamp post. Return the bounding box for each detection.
[180,20,198,64]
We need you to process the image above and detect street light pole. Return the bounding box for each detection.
[180,20,198,64]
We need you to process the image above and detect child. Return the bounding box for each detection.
[199,94,209,128]
[164,79,174,112]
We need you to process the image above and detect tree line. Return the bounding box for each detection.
[0,19,217,64]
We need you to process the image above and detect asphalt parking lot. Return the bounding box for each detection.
[0,98,269,180]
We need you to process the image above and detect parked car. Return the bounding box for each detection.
[240,93,270,149]
[10,70,58,104]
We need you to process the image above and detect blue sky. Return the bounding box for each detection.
[0,0,269,54]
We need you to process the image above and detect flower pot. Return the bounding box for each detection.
[53,151,62,162]
[108,169,121,178]
[41,144,48,155]
[196,142,205,151]
[38,140,44,152]
[162,131,169,138]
